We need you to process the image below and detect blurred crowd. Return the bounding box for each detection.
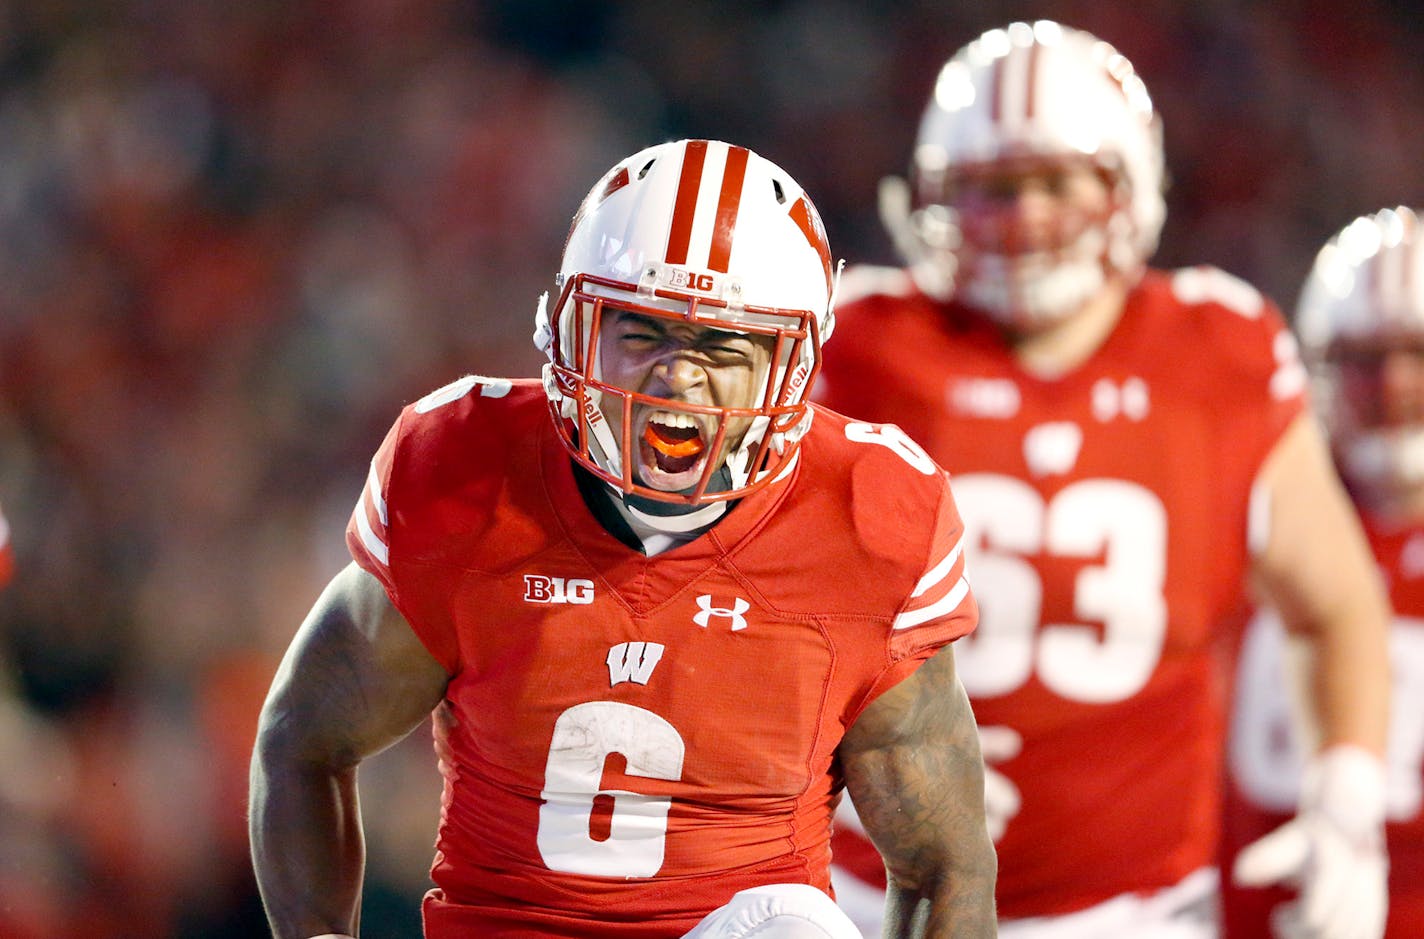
[0,1,1419,936]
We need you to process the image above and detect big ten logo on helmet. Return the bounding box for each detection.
[669,269,716,292]
[524,575,595,605]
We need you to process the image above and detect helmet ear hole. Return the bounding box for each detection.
[772,179,786,204]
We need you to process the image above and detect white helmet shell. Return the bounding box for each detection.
[891,21,1165,328]
[1296,206,1424,504]
[535,139,838,505]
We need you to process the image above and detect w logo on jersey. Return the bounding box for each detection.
[1023,421,1083,477]
[607,642,665,686]
[693,595,751,631]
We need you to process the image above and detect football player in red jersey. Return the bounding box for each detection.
[816,20,1391,939]
[249,139,996,939]
[1224,207,1424,939]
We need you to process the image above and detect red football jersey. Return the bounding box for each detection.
[818,266,1305,919]
[1224,513,1424,939]
[345,377,977,938]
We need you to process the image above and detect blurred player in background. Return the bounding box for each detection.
[818,20,1391,938]
[1225,206,1424,938]
[249,138,996,939]
[0,499,80,939]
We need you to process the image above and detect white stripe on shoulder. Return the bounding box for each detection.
[911,533,965,598]
[355,481,389,566]
[367,460,388,525]
[893,575,970,631]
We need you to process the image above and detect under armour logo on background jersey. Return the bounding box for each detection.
[1090,377,1150,422]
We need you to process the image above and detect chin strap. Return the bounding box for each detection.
[624,499,728,533]
[620,463,734,533]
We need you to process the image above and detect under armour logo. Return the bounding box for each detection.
[1090,377,1150,423]
[693,595,750,631]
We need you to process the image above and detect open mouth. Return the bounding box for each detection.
[637,410,710,486]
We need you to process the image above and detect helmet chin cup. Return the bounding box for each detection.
[1340,427,1424,506]
[959,241,1109,331]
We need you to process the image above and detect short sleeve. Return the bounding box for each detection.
[889,473,978,662]
[344,410,462,673]
[346,416,401,595]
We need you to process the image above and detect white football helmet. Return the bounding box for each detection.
[882,20,1165,329]
[534,139,838,505]
[1296,206,1424,507]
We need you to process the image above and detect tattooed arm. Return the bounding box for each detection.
[840,645,997,937]
[249,562,450,939]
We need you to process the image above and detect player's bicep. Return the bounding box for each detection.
[257,561,450,768]
[839,644,991,889]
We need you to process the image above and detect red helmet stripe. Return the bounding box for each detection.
[789,195,834,294]
[989,51,1005,123]
[708,145,750,272]
[1401,210,1417,314]
[1024,40,1042,119]
[600,166,630,202]
[665,140,708,265]
[1368,225,1395,319]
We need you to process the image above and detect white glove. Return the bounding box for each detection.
[1232,744,1388,939]
[977,724,1022,843]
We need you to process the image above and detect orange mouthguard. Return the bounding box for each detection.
[643,424,705,458]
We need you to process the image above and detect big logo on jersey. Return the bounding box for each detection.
[525,575,595,604]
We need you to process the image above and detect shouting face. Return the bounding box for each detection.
[595,310,775,494]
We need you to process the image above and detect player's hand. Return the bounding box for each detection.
[1232,744,1388,939]
[977,724,1021,843]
